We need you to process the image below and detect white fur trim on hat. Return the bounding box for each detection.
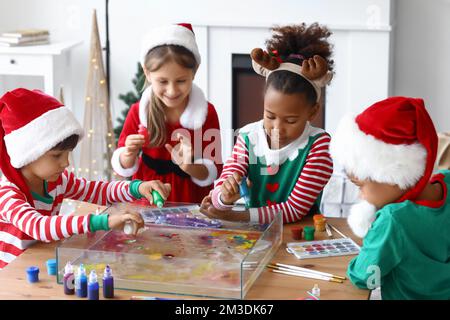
[138,84,208,130]
[190,158,217,187]
[111,147,139,178]
[330,114,427,189]
[4,107,84,168]
[140,24,201,68]
[347,200,377,238]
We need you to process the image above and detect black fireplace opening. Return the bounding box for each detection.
[232,54,325,131]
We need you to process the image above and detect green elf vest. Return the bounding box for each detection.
[239,120,326,214]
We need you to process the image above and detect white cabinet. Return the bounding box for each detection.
[0,40,81,108]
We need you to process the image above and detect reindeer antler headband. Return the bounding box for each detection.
[251,48,333,102]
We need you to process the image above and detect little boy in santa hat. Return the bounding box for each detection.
[330,96,450,300]
[0,88,171,269]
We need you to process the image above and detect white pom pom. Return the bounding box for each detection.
[347,201,378,238]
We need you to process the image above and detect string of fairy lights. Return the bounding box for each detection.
[69,18,117,179]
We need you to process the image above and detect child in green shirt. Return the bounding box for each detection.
[330,96,450,299]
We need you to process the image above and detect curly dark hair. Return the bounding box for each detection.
[266,23,334,71]
[264,23,334,106]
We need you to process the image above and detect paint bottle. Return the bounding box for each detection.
[123,220,138,235]
[46,259,57,276]
[313,214,327,232]
[75,263,88,298]
[239,176,250,206]
[290,226,303,240]
[303,226,315,241]
[63,261,75,295]
[138,124,149,146]
[312,284,321,298]
[152,190,165,208]
[26,266,39,283]
[88,270,99,300]
[102,265,114,299]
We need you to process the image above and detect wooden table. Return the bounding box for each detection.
[0,202,370,300]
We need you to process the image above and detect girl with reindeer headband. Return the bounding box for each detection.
[201,23,334,224]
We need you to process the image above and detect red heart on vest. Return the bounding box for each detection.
[266,183,279,193]
[267,199,278,206]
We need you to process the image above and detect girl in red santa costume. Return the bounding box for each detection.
[111,23,222,203]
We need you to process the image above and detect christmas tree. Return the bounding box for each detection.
[78,10,115,181]
[114,62,145,143]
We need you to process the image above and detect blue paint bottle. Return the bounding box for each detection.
[26,266,39,283]
[63,262,75,295]
[239,176,250,206]
[75,263,88,298]
[87,270,99,300]
[102,265,114,298]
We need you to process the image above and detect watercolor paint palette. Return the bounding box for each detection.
[286,238,360,259]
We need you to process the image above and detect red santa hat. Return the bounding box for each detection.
[0,88,84,169]
[139,23,201,68]
[330,96,438,237]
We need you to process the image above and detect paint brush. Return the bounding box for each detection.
[325,223,333,238]
[268,267,343,283]
[274,263,346,280]
[326,223,348,239]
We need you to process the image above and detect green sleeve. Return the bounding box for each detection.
[129,180,143,199]
[347,208,404,289]
[89,214,110,232]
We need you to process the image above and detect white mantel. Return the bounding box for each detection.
[107,0,393,217]
[186,2,393,160]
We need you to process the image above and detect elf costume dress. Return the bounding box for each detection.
[212,120,333,224]
[331,96,450,300]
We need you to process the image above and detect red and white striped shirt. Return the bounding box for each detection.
[213,132,333,224]
[0,169,136,269]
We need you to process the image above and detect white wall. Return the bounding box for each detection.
[0,0,105,163]
[110,0,390,133]
[393,0,450,132]
[4,0,450,134]
[0,0,106,122]
[0,0,392,129]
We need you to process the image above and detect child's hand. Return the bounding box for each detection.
[138,180,171,205]
[138,124,150,146]
[124,134,146,157]
[165,133,193,169]
[199,203,250,222]
[108,211,144,235]
[220,172,251,205]
[201,194,212,207]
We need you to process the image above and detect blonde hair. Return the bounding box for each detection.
[143,45,198,147]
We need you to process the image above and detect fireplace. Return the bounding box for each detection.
[232,54,325,131]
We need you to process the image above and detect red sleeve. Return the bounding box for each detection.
[0,186,91,242]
